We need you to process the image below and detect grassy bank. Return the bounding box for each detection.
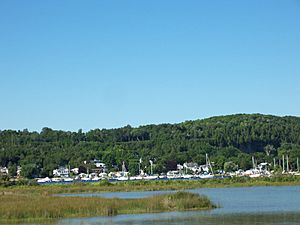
[0,191,215,221]
[1,176,300,222]
[2,175,300,195]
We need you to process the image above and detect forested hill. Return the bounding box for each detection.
[1,114,300,178]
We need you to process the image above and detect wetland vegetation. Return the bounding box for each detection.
[1,175,300,222]
[0,190,215,222]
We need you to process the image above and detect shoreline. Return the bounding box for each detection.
[4,175,300,193]
[3,176,300,195]
[1,176,300,222]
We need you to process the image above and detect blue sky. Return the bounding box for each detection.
[0,0,300,131]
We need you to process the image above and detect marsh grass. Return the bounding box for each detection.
[0,191,215,221]
[1,175,300,221]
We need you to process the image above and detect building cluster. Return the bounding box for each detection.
[5,154,300,184]
[0,166,22,177]
[36,155,216,183]
[51,159,107,177]
[0,167,8,176]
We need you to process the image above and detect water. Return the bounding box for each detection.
[58,213,300,225]
[29,186,300,224]
[60,186,300,214]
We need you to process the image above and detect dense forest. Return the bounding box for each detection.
[1,114,300,178]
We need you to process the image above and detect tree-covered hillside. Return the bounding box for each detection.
[1,114,300,178]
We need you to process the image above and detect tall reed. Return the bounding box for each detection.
[0,191,215,220]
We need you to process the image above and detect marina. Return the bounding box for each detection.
[36,154,300,184]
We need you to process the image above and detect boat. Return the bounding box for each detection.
[167,171,181,179]
[91,176,101,181]
[197,154,214,179]
[37,177,51,183]
[129,175,143,181]
[244,157,271,178]
[63,177,74,182]
[143,175,159,180]
[181,174,194,179]
[198,173,214,179]
[81,177,92,182]
[51,177,63,182]
[116,176,129,181]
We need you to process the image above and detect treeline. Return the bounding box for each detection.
[0,114,300,178]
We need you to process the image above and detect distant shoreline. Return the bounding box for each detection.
[2,175,300,193]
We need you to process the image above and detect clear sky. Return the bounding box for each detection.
[0,0,300,132]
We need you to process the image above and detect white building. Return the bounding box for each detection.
[17,166,22,176]
[71,167,79,174]
[53,166,69,177]
[183,162,199,173]
[91,159,106,169]
[0,167,8,175]
[177,164,184,170]
[182,162,210,174]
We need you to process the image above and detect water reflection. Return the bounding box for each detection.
[58,213,300,225]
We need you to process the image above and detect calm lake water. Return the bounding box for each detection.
[28,186,300,225]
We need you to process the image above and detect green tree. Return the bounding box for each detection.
[224,161,238,173]
[128,160,139,176]
[8,162,17,177]
[20,164,39,179]
[264,144,276,156]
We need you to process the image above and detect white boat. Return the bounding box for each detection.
[198,173,214,179]
[130,176,143,181]
[244,158,271,178]
[194,154,214,179]
[167,171,181,179]
[51,177,63,182]
[181,174,194,179]
[99,172,108,178]
[91,176,101,181]
[81,177,92,181]
[159,174,167,179]
[63,177,74,182]
[116,176,129,181]
[37,177,51,183]
[244,168,261,178]
[249,173,261,178]
[143,175,159,180]
[114,162,129,181]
